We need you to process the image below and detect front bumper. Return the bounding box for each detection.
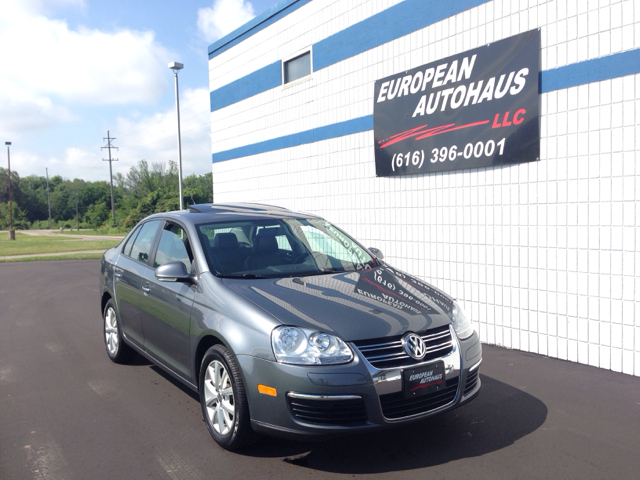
[238,328,482,440]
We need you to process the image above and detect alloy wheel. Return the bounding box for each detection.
[203,360,235,435]
[104,306,119,356]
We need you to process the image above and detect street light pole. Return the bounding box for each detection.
[5,142,14,240]
[169,61,184,210]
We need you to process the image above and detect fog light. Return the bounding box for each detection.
[258,384,277,396]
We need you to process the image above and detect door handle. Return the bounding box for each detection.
[114,271,122,278]
[142,285,150,294]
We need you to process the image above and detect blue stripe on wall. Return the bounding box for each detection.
[210,61,282,112]
[314,0,489,71]
[212,116,373,163]
[212,48,640,163]
[541,49,640,92]
[209,0,490,112]
[208,0,312,60]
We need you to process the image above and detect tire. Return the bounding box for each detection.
[103,299,133,364]
[199,345,259,450]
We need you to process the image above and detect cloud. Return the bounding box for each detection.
[2,0,84,17]
[8,87,211,182]
[0,0,175,141]
[113,87,212,179]
[9,146,105,183]
[197,0,255,43]
[2,1,212,184]
[0,11,173,106]
[0,95,75,137]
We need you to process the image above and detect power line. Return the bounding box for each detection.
[101,131,118,225]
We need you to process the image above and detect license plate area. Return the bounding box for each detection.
[403,361,446,398]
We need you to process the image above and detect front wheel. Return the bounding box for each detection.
[103,299,133,364]
[199,345,258,450]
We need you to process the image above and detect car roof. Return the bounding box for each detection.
[189,203,294,215]
[145,203,322,225]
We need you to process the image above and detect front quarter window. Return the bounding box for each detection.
[122,224,142,257]
[126,220,161,265]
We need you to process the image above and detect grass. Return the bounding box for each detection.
[50,229,123,236]
[0,233,121,257]
[0,252,105,263]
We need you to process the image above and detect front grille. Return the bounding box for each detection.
[353,325,454,369]
[379,377,459,419]
[287,395,367,426]
[463,368,480,396]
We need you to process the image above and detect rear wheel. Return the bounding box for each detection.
[199,345,258,450]
[103,299,133,364]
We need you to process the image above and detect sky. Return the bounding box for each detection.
[0,0,277,182]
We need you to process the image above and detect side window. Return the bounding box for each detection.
[123,224,142,257]
[255,226,292,251]
[204,226,250,247]
[127,220,161,265]
[229,227,250,245]
[300,225,350,261]
[154,223,193,274]
[275,235,292,251]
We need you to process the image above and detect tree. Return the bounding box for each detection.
[0,161,213,230]
[0,201,29,230]
[20,175,50,222]
[0,167,23,206]
[184,172,213,205]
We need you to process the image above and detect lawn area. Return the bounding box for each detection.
[0,233,121,256]
[0,252,105,263]
[50,229,125,236]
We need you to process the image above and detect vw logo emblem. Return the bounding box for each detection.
[402,333,427,360]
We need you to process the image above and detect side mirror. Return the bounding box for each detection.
[368,247,384,260]
[156,261,193,283]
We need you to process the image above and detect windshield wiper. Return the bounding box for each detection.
[305,268,345,276]
[217,273,268,279]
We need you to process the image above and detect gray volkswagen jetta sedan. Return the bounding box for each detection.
[99,203,482,450]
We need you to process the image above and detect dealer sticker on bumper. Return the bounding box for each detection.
[403,361,446,398]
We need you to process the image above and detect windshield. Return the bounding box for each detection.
[197,217,375,278]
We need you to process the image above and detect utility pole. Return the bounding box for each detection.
[45,168,52,229]
[5,142,14,240]
[101,131,118,225]
[75,190,79,231]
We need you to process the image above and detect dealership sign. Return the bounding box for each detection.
[374,29,540,177]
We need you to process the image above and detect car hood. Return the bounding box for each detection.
[221,266,455,341]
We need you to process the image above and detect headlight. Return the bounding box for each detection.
[451,301,474,340]
[271,326,353,365]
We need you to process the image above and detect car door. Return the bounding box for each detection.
[114,220,162,349]
[141,221,196,380]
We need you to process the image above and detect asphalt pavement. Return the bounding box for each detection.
[1,260,639,479]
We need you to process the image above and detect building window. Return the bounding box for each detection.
[283,51,311,84]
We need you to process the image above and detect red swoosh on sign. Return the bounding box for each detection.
[377,120,489,148]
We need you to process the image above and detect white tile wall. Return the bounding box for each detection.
[210,0,640,376]
[209,0,405,92]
